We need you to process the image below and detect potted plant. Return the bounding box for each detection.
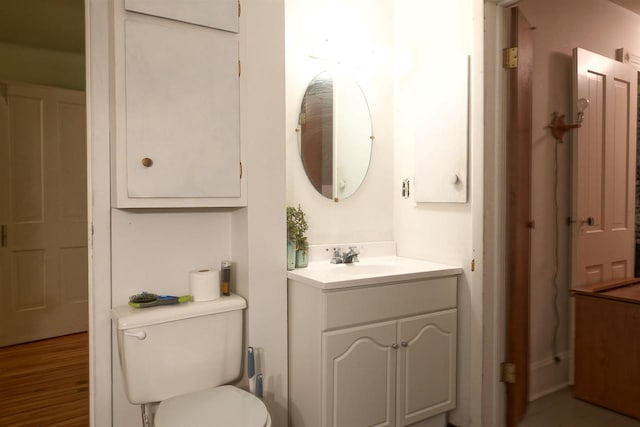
[287,205,309,269]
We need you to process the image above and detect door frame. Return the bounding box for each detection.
[483,1,521,426]
[86,0,113,425]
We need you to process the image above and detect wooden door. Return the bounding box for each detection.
[0,82,88,347]
[505,7,533,427]
[123,16,240,199]
[571,48,637,286]
[323,321,397,427]
[396,310,457,426]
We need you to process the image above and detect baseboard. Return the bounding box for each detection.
[529,351,571,401]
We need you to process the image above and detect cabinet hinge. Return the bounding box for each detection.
[238,60,242,77]
[240,162,243,179]
[503,47,518,69]
[500,362,516,384]
[238,0,241,17]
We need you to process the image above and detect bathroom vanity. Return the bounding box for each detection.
[287,255,461,427]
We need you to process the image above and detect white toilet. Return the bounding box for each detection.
[111,294,271,427]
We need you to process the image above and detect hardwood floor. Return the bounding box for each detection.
[0,333,89,426]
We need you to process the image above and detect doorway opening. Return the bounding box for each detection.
[0,0,88,424]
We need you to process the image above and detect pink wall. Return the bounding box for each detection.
[518,0,640,399]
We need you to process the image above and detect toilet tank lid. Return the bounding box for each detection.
[111,294,247,330]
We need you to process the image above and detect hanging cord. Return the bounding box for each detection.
[551,139,561,362]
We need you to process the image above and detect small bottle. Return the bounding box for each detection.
[221,261,231,296]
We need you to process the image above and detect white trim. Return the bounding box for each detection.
[616,48,640,69]
[528,352,571,402]
[86,0,112,425]
[482,2,509,427]
[469,1,486,426]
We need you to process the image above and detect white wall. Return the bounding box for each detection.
[285,0,395,246]
[240,0,288,424]
[394,0,482,425]
[516,0,640,400]
[286,1,484,426]
[88,0,287,426]
[0,42,85,90]
[111,210,234,425]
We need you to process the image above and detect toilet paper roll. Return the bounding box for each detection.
[189,269,220,302]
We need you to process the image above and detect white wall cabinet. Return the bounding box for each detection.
[111,0,245,208]
[289,276,457,427]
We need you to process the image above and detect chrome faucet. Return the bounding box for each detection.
[330,246,360,264]
[343,246,360,263]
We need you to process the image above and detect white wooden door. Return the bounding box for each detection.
[396,309,457,426]
[571,48,637,286]
[123,16,240,199]
[0,82,88,347]
[323,321,397,427]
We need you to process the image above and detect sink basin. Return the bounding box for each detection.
[287,256,462,289]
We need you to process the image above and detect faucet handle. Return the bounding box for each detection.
[330,247,343,264]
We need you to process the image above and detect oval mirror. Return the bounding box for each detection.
[298,71,373,201]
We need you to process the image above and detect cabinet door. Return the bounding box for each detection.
[323,321,397,427]
[125,0,239,32]
[124,17,240,200]
[396,309,457,426]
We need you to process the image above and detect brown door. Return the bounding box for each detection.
[505,7,533,427]
[571,48,637,287]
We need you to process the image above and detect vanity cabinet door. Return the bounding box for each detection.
[396,309,457,426]
[323,321,397,427]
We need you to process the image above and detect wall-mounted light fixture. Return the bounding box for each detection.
[547,97,590,142]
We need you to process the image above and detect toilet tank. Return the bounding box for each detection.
[111,294,247,404]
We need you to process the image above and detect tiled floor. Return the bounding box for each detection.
[521,387,640,427]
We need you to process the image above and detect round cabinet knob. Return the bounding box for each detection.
[449,174,460,185]
[141,157,153,167]
[391,343,399,350]
[401,342,408,347]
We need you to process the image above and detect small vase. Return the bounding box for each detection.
[296,247,309,268]
[287,240,296,271]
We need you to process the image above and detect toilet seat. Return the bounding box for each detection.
[155,385,270,427]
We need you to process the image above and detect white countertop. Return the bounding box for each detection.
[287,256,462,290]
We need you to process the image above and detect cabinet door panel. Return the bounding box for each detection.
[323,321,397,427]
[125,0,239,33]
[397,309,457,426]
[124,18,240,198]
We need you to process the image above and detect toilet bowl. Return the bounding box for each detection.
[111,294,271,427]
[155,386,271,427]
